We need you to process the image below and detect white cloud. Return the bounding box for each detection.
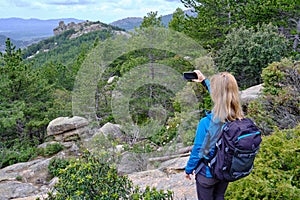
[48,0,96,6]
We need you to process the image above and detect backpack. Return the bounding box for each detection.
[201,118,262,182]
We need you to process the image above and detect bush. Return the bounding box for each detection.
[217,23,288,88]
[48,158,70,177]
[0,139,38,169]
[226,124,300,199]
[46,151,173,200]
[247,59,300,134]
[38,143,64,157]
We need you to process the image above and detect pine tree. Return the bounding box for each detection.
[168,8,186,32]
[0,39,53,142]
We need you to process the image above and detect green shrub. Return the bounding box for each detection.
[0,139,38,168]
[48,158,70,177]
[149,125,177,146]
[46,151,173,200]
[16,175,23,181]
[217,23,288,88]
[247,59,300,134]
[131,186,174,200]
[226,124,300,199]
[38,143,64,157]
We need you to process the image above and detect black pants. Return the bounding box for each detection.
[195,173,229,200]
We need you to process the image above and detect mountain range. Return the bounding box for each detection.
[0,18,84,51]
[0,10,196,52]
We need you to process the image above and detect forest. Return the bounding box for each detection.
[0,0,299,199]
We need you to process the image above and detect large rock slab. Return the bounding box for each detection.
[0,157,53,200]
[0,159,46,182]
[0,181,38,200]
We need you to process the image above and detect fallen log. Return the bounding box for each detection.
[148,152,191,162]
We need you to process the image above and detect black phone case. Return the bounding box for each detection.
[183,72,198,80]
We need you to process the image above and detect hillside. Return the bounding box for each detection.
[23,21,126,69]
[0,34,25,51]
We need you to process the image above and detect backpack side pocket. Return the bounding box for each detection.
[230,148,259,180]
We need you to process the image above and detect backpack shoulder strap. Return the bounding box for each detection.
[194,122,227,174]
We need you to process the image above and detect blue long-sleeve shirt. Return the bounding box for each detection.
[185,79,223,177]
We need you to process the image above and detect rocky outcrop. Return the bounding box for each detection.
[0,116,91,199]
[53,20,129,39]
[47,116,89,142]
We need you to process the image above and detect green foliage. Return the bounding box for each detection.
[247,58,300,134]
[38,142,64,157]
[170,80,212,146]
[262,58,300,96]
[246,100,275,135]
[129,84,175,125]
[0,39,57,141]
[148,123,177,146]
[181,0,232,49]
[131,186,174,200]
[23,29,113,67]
[46,151,173,200]
[140,11,164,29]
[48,158,70,177]
[1,28,112,157]
[16,175,23,181]
[217,23,288,88]
[226,124,300,199]
[96,44,195,126]
[168,8,186,32]
[0,139,38,169]
[181,0,300,50]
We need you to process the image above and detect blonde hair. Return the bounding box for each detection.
[210,72,244,122]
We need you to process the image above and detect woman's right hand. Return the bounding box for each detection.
[193,70,206,83]
[185,172,194,180]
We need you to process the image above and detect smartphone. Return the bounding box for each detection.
[183,72,198,81]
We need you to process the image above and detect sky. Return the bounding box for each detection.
[0,0,187,23]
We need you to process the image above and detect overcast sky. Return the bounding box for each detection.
[0,0,187,23]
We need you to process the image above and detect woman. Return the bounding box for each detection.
[185,70,244,200]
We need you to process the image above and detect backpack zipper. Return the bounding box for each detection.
[237,131,260,141]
